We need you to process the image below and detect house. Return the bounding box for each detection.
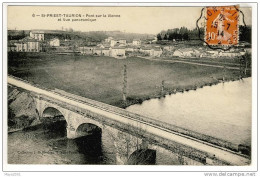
[13,42,24,52]
[207,50,219,58]
[133,39,141,46]
[79,46,94,55]
[101,48,110,56]
[126,47,134,52]
[93,47,102,55]
[140,47,162,57]
[9,37,42,52]
[110,39,127,47]
[140,47,153,55]
[172,49,183,57]
[163,46,174,51]
[105,37,113,43]
[151,48,163,57]
[22,37,42,52]
[173,48,201,58]
[110,47,126,58]
[219,52,241,58]
[50,38,60,47]
[30,30,44,41]
[8,44,16,52]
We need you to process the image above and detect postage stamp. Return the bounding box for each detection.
[205,6,239,45]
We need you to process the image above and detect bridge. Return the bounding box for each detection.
[8,75,250,165]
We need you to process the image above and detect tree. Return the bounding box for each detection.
[163,34,168,40]
[183,33,189,40]
[157,33,162,41]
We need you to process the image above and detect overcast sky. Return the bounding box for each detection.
[8,6,252,34]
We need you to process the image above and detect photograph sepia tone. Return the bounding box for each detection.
[4,3,255,169]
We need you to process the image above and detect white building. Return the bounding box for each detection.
[105,37,113,43]
[219,52,241,57]
[133,39,141,46]
[101,48,110,56]
[110,39,127,47]
[173,48,197,58]
[11,37,41,52]
[163,46,175,51]
[50,38,60,47]
[30,31,44,41]
[151,48,163,57]
[110,47,126,58]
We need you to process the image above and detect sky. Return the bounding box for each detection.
[7,6,252,34]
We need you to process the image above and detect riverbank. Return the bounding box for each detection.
[127,77,252,156]
[8,52,248,108]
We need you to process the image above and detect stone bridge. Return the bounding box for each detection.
[8,75,250,165]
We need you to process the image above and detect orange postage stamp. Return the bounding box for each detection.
[205,6,239,45]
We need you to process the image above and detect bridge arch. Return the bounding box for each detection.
[42,107,66,121]
[75,123,102,137]
[41,107,68,136]
[127,149,156,165]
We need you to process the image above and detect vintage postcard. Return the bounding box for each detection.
[2,1,258,175]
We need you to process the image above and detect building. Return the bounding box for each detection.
[151,48,163,57]
[133,39,141,46]
[105,37,113,43]
[163,46,175,51]
[110,39,127,47]
[30,31,44,41]
[101,48,110,56]
[219,51,241,58]
[13,42,24,52]
[49,38,60,47]
[79,46,94,55]
[9,37,42,52]
[140,47,162,57]
[126,47,134,52]
[140,47,152,55]
[172,48,197,58]
[93,47,102,55]
[23,37,42,52]
[110,47,126,58]
[8,44,16,52]
[172,49,183,57]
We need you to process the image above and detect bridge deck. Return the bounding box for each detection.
[7,75,250,165]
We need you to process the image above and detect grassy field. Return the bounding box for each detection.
[8,52,243,108]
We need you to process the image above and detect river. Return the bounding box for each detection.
[127,78,252,147]
[8,78,251,164]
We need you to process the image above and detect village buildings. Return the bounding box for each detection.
[29,31,44,41]
[133,39,141,46]
[8,32,248,60]
[110,46,126,58]
[8,37,42,52]
[110,39,127,47]
[49,38,60,47]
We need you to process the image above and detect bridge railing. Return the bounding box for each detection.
[8,74,249,156]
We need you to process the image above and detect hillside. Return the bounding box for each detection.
[8,30,154,42]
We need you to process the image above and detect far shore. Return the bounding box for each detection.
[8,52,250,108]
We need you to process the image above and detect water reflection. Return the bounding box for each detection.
[127,78,252,147]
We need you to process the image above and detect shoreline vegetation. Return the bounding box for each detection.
[119,76,247,109]
[8,52,251,109]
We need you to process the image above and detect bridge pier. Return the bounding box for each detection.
[105,126,156,165]
[66,126,78,139]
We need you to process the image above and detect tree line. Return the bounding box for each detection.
[157,25,251,43]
